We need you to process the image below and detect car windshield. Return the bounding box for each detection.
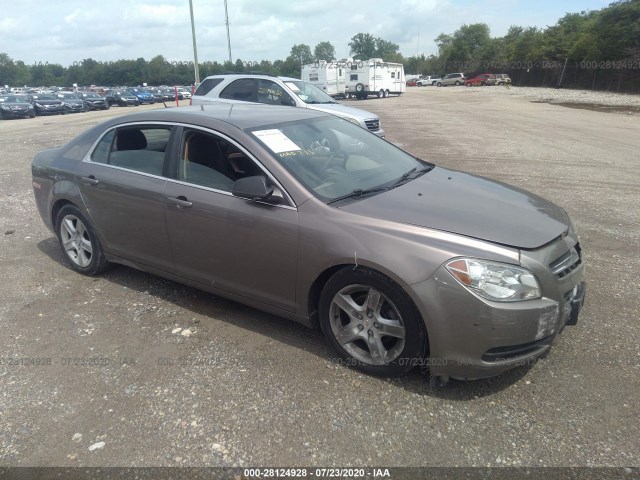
[249,117,432,203]
[59,93,79,99]
[33,95,55,100]
[0,96,21,103]
[81,93,100,98]
[283,80,336,104]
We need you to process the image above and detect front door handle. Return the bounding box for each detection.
[168,196,193,209]
[81,175,99,185]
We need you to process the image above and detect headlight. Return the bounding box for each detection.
[445,258,541,302]
[1,105,10,110]
[35,102,44,107]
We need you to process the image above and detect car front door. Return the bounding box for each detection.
[163,127,299,312]
[77,125,175,272]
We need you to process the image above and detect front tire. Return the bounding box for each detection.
[319,267,427,377]
[56,205,109,276]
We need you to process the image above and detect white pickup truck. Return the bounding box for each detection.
[416,76,442,86]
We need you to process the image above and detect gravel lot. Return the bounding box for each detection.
[0,88,638,471]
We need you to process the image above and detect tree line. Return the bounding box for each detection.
[1,0,638,92]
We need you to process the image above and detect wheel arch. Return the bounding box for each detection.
[306,262,430,352]
[51,198,76,228]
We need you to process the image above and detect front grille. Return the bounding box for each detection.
[549,243,582,278]
[364,119,380,131]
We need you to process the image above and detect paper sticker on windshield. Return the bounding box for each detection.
[252,129,301,154]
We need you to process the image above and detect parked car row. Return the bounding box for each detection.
[410,73,512,87]
[1,92,104,119]
[1,84,198,121]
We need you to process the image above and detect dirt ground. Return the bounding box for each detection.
[0,88,638,469]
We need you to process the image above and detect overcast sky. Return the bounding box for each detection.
[2,0,613,66]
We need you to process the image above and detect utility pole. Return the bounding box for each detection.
[224,0,232,64]
[188,0,200,84]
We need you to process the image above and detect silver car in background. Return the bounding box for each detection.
[31,104,585,383]
[437,73,468,86]
[191,74,384,137]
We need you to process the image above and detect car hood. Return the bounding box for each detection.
[35,100,62,105]
[340,167,569,249]
[305,102,378,121]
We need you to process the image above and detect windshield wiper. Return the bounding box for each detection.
[392,164,434,187]
[326,186,392,205]
[327,164,434,205]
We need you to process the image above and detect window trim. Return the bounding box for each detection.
[83,121,297,210]
[174,124,296,208]
[85,122,173,178]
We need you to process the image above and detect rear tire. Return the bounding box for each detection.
[377,89,384,98]
[319,267,427,377]
[437,82,442,87]
[55,205,109,276]
[384,89,390,98]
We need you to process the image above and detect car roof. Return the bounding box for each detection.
[202,73,294,81]
[103,103,327,131]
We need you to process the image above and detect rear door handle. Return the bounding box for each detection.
[168,196,193,209]
[81,175,99,185]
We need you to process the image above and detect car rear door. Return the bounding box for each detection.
[77,124,175,272]
[163,127,299,312]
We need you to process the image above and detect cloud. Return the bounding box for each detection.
[0,0,614,66]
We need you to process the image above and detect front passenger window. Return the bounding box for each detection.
[178,130,265,192]
[257,80,294,106]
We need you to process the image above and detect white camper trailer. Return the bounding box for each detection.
[345,59,406,99]
[301,61,346,97]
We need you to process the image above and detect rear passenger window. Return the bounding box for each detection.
[194,78,223,96]
[91,130,115,164]
[219,78,257,102]
[91,126,171,176]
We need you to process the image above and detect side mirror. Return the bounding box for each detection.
[282,96,296,107]
[232,176,275,202]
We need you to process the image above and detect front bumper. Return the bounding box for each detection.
[86,101,109,110]
[408,241,585,380]
[36,105,65,115]
[65,104,85,113]
[1,107,33,118]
